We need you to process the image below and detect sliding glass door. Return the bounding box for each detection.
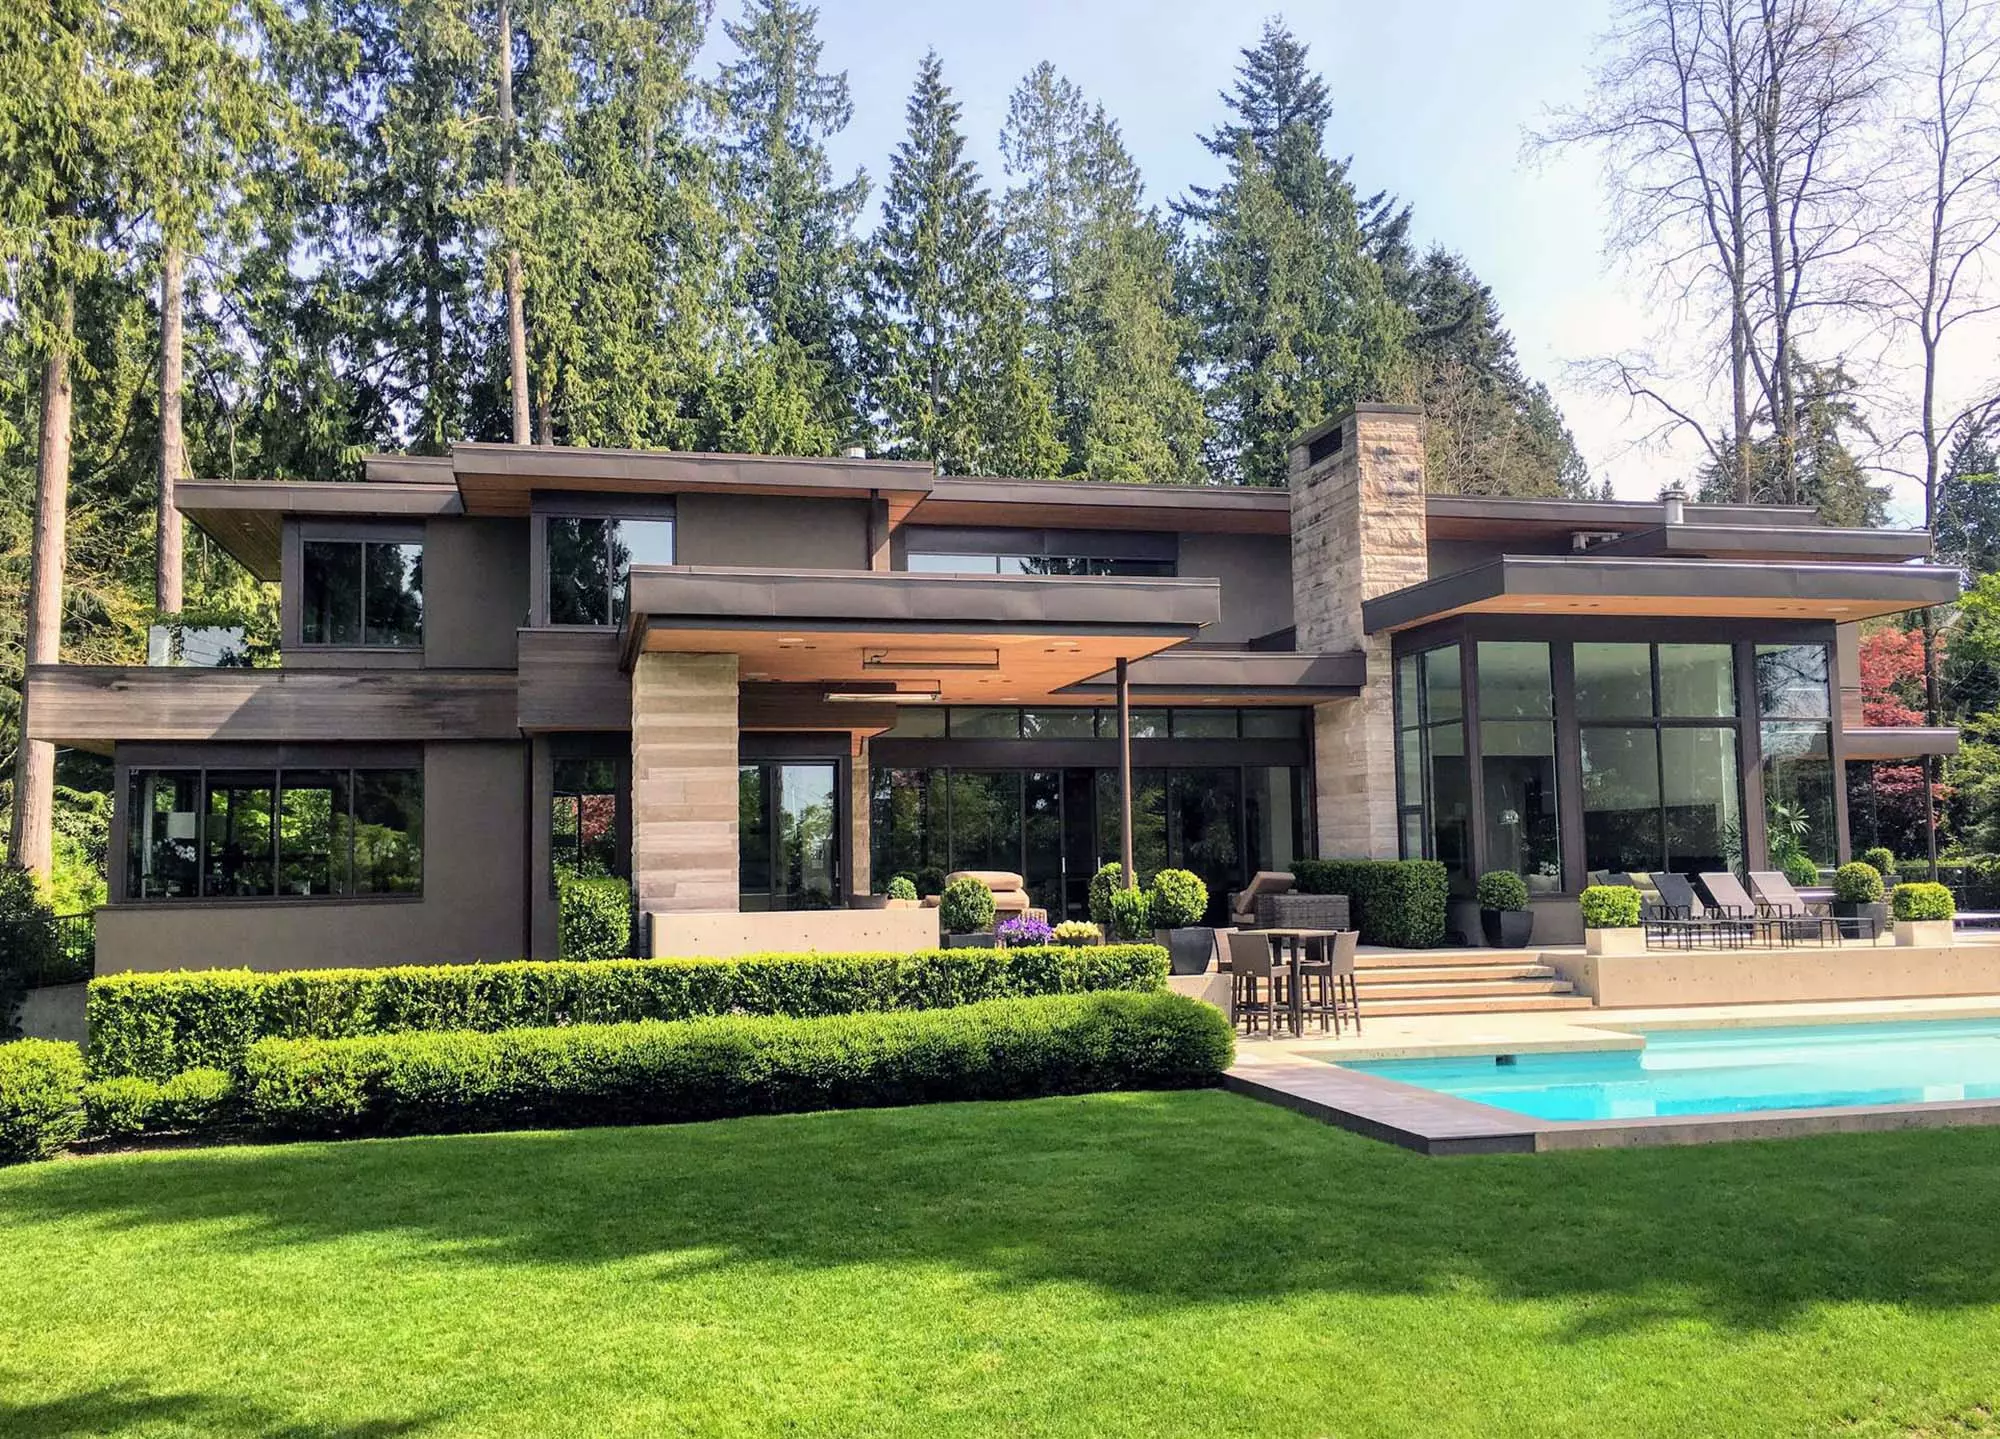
[739,760,840,911]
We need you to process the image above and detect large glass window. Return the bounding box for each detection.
[1476,643,1560,886]
[552,756,624,879]
[1757,644,1834,867]
[546,515,676,626]
[302,539,423,647]
[1574,642,1653,719]
[740,760,839,910]
[1396,644,1472,893]
[1580,726,1663,874]
[126,764,422,900]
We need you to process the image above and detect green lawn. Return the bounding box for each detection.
[7,1092,2000,1438]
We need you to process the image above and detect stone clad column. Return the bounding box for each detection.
[849,735,871,899]
[1290,404,1428,860]
[630,652,740,917]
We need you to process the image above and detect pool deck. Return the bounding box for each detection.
[1224,993,2000,1155]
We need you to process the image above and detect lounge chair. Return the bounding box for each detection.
[1228,871,1294,928]
[1650,872,1751,948]
[1748,871,1847,944]
[1699,872,1824,947]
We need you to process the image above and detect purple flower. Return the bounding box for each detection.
[996,915,1054,946]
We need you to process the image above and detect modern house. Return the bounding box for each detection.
[24,404,1961,972]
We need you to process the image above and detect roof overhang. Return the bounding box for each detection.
[1362,555,1964,634]
[1060,648,1365,701]
[1424,496,1823,543]
[177,479,463,581]
[1843,726,1961,761]
[909,476,1291,535]
[449,444,936,524]
[1581,524,1933,563]
[623,566,1219,703]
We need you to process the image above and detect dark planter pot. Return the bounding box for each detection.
[1831,899,1889,939]
[1156,926,1217,975]
[943,932,996,949]
[1479,907,1535,949]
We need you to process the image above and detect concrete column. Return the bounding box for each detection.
[630,652,740,916]
[1290,404,1428,859]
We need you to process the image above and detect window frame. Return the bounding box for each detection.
[115,747,425,905]
[529,497,678,629]
[289,522,426,652]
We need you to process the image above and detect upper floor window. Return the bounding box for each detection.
[904,552,1174,578]
[547,516,677,626]
[302,539,423,647]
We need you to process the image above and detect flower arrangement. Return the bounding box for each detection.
[1050,919,1101,946]
[996,914,1054,947]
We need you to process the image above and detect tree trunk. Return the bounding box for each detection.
[12,286,74,879]
[157,243,186,615]
[498,0,531,446]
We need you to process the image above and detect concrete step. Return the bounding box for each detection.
[1359,994,1598,1016]
[1352,962,1558,985]
[1354,977,1575,1001]
[1357,949,1561,970]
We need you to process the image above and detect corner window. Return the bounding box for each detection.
[546,515,676,626]
[126,764,422,900]
[301,539,423,646]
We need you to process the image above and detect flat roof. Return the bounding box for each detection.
[909,476,1291,535]
[1361,555,1964,633]
[178,479,463,580]
[1581,523,1933,563]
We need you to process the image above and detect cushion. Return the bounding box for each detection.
[945,870,1025,893]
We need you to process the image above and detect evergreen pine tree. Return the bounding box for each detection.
[1936,423,2000,577]
[864,50,1061,475]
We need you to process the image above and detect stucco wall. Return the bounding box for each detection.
[425,517,528,668]
[94,741,530,973]
[1427,534,1571,579]
[1177,532,1294,644]
[1551,941,2000,1008]
[676,492,872,570]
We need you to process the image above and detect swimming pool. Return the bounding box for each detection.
[1338,1018,2000,1121]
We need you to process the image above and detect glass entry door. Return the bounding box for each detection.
[739,760,840,911]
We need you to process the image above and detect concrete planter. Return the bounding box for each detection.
[943,932,997,949]
[1156,926,1217,975]
[1479,908,1534,948]
[1832,900,1888,939]
[1585,926,1646,957]
[1895,918,1954,948]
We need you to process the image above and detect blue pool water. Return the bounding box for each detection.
[1339,1018,2000,1121]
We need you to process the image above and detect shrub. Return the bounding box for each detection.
[0,862,60,1032]
[1291,860,1448,947]
[242,991,1236,1140]
[1781,852,1821,887]
[1831,862,1885,905]
[1861,846,1898,880]
[1892,882,1956,922]
[1580,884,1642,929]
[1087,862,1124,928]
[557,874,631,961]
[1108,887,1152,941]
[1051,920,1100,946]
[87,946,1172,1081]
[1475,870,1529,912]
[996,914,1053,947]
[886,874,918,901]
[938,877,997,935]
[0,1039,85,1163]
[1146,869,1208,929]
[83,1067,237,1141]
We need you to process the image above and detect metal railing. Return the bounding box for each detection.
[2,912,95,988]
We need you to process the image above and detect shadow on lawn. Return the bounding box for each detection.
[0,1374,444,1439]
[5,1088,2000,1334]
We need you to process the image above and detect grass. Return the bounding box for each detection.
[5,1092,2000,1437]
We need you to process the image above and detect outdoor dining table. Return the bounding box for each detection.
[1255,926,1343,1036]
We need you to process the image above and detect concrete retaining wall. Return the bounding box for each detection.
[1551,942,2000,1008]
[650,906,940,958]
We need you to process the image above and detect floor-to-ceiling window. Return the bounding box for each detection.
[739,759,840,910]
[1394,645,1472,893]
[1757,642,1837,870]
[1475,642,1561,891]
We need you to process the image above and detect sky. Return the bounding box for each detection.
[721,0,1979,519]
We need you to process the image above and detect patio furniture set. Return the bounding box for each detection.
[1599,870,1874,950]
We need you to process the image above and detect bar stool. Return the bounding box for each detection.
[1226,930,1291,1036]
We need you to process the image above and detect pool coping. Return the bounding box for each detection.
[1224,1006,2000,1154]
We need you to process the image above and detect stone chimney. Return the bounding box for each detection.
[1289,404,1428,859]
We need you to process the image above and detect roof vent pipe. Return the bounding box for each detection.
[1662,494,1686,526]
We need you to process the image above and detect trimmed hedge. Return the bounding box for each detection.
[83,1068,236,1141]
[87,945,1171,1081]
[1861,846,1898,880]
[1893,882,1956,922]
[1108,888,1152,941]
[557,874,631,961]
[1146,869,1208,928]
[242,991,1235,1139]
[1831,862,1885,904]
[1580,884,1642,929]
[0,1039,85,1164]
[939,876,996,935]
[1475,870,1529,911]
[1292,859,1448,947]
